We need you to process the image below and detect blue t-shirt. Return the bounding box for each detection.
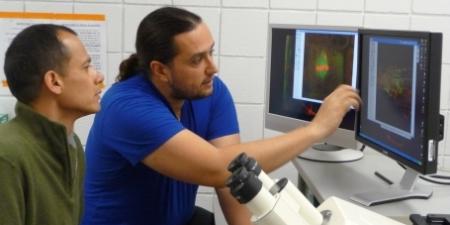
[82,74,239,225]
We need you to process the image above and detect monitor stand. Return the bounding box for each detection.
[298,143,363,163]
[350,167,432,206]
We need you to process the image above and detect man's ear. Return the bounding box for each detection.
[43,70,63,94]
[149,60,170,82]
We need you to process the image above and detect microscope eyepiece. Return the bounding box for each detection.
[228,152,249,172]
[228,152,262,175]
[226,166,263,204]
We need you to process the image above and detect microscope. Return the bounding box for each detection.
[226,153,406,225]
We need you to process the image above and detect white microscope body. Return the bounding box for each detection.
[226,153,405,225]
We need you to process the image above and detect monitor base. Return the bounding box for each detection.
[350,185,432,206]
[350,167,432,206]
[298,144,363,163]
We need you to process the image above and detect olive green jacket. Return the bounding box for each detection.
[0,102,85,225]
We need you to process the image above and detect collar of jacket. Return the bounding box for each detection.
[14,101,70,153]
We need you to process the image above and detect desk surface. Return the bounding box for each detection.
[292,149,450,222]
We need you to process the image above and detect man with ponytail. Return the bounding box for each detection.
[83,6,361,225]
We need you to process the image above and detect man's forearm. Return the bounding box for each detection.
[216,187,253,225]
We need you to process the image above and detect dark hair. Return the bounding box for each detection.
[117,6,202,82]
[4,24,76,104]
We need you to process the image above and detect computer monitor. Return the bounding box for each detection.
[352,28,444,206]
[265,25,363,162]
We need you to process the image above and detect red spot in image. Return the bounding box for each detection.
[305,104,316,117]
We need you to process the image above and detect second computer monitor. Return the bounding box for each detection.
[352,28,443,206]
[356,29,442,175]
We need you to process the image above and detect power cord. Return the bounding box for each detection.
[359,144,366,152]
[397,162,450,185]
[429,174,450,180]
[360,145,449,185]
[419,175,450,185]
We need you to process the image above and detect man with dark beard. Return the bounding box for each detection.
[82,6,360,225]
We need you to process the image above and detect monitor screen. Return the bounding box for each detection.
[265,25,360,156]
[356,29,443,175]
[351,29,443,206]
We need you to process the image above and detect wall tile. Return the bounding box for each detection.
[74,3,123,52]
[173,0,220,7]
[411,16,450,64]
[269,10,316,25]
[124,0,171,4]
[444,111,450,156]
[195,193,213,211]
[235,104,264,142]
[0,88,12,97]
[365,0,411,13]
[222,0,268,8]
[442,156,450,171]
[318,0,364,12]
[413,0,450,15]
[74,114,95,146]
[28,0,72,2]
[0,0,24,11]
[220,9,268,56]
[438,111,447,163]
[75,0,122,3]
[411,15,450,32]
[363,14,410,30]
[317,12,363,27]
[270,0,316,10]
[442,33,449,64]
[438,155,444,170]
[106,53,123,87]
[0,97,17,120]
[219,56,266,104]
[123,4,159,52]
[440,65,450,110]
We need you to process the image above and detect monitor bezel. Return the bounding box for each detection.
[355,28,442,175]
[264,24,360,150]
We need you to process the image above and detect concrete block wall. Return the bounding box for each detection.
[1,0,449,223]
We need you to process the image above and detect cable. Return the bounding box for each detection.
[429,174,450,180]
[419,175,450,185]
[396,162,450,185]
[397,162,406,169]
[374,171,393,185]
[359,144,365,152]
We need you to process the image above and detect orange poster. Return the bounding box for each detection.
[0,12,106,95]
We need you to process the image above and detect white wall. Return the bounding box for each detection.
[1,0,450,223]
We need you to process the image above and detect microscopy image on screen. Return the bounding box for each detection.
[281,34,295,110]
[302,33,354,100]
[357,30,442,175]
[269,28,357,131]
[375,43,414,134]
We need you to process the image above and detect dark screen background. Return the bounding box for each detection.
[268,28,356,131]
[358,35,427,165]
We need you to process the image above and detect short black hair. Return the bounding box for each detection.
[4,24,77,104]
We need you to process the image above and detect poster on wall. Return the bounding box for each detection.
[0,12,107,96]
